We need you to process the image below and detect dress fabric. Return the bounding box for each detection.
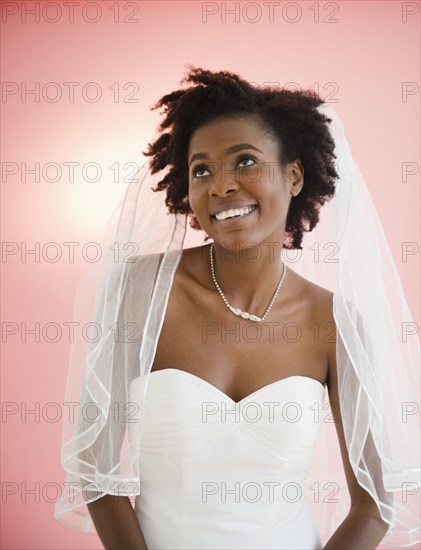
[131,368,325,550]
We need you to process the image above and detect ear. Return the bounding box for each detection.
[287,159,304,197]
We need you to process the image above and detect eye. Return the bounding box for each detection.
[237,155,256,168]
[191,163,211,179]
[191,155,257,180]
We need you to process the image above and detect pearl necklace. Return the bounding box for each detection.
[209,242,287,322]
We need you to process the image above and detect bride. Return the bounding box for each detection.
[54,67,420,549]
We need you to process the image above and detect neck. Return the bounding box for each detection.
[207,240,286,314]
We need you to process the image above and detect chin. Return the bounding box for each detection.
[211,235,261,253]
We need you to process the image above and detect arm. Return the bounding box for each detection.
[87,494,148,550]
[322,329,389,549]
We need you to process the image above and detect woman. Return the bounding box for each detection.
[54,67,420,549]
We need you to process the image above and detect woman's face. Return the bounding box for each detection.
[187,114,303,251]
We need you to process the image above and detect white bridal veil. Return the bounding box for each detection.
[54,104,420,546]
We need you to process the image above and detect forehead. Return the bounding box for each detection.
[188,115,277,156]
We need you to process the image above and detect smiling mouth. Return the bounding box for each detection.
[211,204,258,223]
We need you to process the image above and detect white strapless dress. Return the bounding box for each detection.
[133,368,325,550]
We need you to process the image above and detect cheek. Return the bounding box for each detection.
[187,188,204,219]
[187,184,196,206]
[264,188,289,216]
[188,187,196,206]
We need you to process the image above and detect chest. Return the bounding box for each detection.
[151,270,332,402]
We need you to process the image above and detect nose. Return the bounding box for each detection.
[208,162,240,197]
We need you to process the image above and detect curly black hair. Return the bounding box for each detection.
[143,65,338,249]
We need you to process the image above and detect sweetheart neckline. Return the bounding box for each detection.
[148,368,326,404]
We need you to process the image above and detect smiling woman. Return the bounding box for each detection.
[188,116,304,254]
[54,67,420,550]
[145,68,337,252]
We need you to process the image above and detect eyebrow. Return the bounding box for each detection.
[189,143,264,166]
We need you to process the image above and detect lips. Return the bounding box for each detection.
[211,204,258,225]
[210,203,258,219]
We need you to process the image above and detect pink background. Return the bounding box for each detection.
[1,1,419,549]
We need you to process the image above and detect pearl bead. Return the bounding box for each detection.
[209,242,286,323]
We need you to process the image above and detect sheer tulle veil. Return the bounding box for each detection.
[54,103,420,546]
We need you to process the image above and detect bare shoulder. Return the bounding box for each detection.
[297,272,338,388]
[177,244,203,274]
[287,266,334,320]
[176,244,213,289]
[287,267,337,380]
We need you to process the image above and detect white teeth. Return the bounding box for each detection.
[215,205,255,221]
